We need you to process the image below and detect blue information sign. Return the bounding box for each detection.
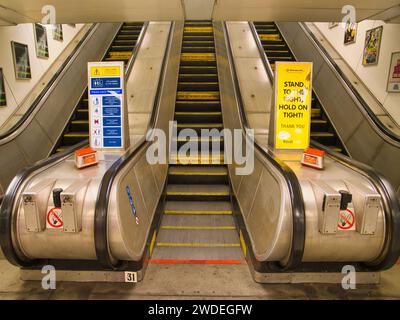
[88,62,125,150]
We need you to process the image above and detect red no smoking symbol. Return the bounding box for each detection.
[338,209,355,230]
[47,208,63,229]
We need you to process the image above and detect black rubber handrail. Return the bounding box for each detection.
[94,22,175,269]
[311,140,400,271]
[300,22,400,143]
[0,22,148,267]
[223,22,305,270]
[0,24,98,141]
[250,21,400,270]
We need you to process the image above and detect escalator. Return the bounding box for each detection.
[151,21,243,262]
[252,21,346,154]
[54,22,144,153]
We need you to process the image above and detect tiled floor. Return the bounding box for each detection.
[1,258,400,299]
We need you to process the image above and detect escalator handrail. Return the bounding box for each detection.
[0,23,98,142]
[299,22,400,144]
[0,22,149,267]
[311,140,400,270]
[250,21,400,270]
[223,22,305,270]
[94,22,175,269]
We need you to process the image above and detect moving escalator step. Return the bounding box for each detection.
[152,21,243,263]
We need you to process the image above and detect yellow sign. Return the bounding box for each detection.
[259,34,281,41]
[274,62,313,150]
[90,66,121,77]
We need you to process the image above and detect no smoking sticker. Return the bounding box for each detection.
[338,209,355,230]
[46,208,63,229]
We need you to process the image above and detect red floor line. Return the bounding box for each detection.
[146,259,246,265]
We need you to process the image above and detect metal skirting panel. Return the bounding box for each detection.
[253,270,380,284]
[20,268,144,283]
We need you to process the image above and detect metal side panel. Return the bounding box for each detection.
[107,22,183,262]
[281,153,386,262]
[16,153,120,260]
[215,21,293,264]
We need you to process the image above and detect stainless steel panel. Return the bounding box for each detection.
[0,142,29,191]
[237,159,262,217]
[234,58,273,113]
[313,63,363,144]
[288,25,324,76]
[138,22,172,59]
[15,119,53,164]
[275,22,300,49]
[345,120,385,164]
[247,166,292,261]
[109,166,151,261]
[227,22,260,58]
[127,59,163,114]
[372,143,400,190]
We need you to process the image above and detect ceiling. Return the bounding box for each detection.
[0,0,399,25]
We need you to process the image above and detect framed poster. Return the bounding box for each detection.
[0,68,6,107]
[362,26,383,66]
[11,41,32,80]
[344,22,357,45]
[53,24,63,41]
[387,51,400,93]
[34,23,49,58]
[328,22,339,29]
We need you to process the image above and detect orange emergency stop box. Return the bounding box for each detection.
[301,147,325,170]
[75,147,98,169]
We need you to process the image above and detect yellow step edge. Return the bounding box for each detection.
[179,74,218,77]
[161,226,235,230]
[71,120,88,124]
[177,92,220,100]
[175,112,221,116]
[176,123,223,128]
[311,132,335,137]
[173,137,224,142]
[176,100,220,104]
[64,133,89,137]
[259,34,281,41]
[169,171,227,176]
[184,27,213,32]
[157,243,240,248]
[178,82,218,85]
[170,156,225,165]
[164,210,232,215]
[166,191,229,196]
[269,56,293,59]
